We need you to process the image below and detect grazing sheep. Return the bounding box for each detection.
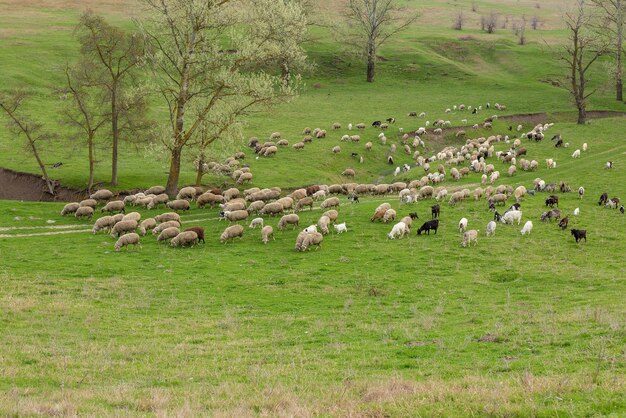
[334,222,347,234]
[61,202,80,216]
[176,186,197,201]
[171,231,199,247]
[332,122,341,130]
[183,227,205,243]
[152,220,181,235]
[388,221,409,240]
[79,198,98,209]
[157,226,180,242]
[121,212,141,223]
[318,215,331,234]
[75,206,95,220]
[147,193,169,210]
[278,214,300,231]
[249,218,264,228]
[260,202,284,216]
[197,192,224,208]
[571,228,587,243]
[297,232,324,251]
[321,197,340,209]
[486,221,497,236]
[111,220,138,237]
[303,225,318,234]
[261,226,274,244]
[342,168,355,177]
[92,215,116,234]
[573,207,580,216]
[323,210,339,223]
[459,218,468,233]
[295,197,314,212]
[167,199,191,211]
[101,201,125,214]
[155,212,181,224]
[332,146,341,154]
[223,210,249,222]
[417,219,439,235]
[383,209,397,223]
[220,225,244,243]
[462,230,479,247]
[237,172,253,184]
[520,221,533,235]
[114,233,141,252]
[90,189,114,201]
[621,205,625,214]
[145,185,166,195]
[572,149,581,158]
[501,210,522,225]
[138,218,157,235]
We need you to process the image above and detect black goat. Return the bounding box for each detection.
[558,216,569,231]
[417,219,439,235]
[599,192,608,206]
[431,204,440,219]
[571,229,587,243]
[372,120,382,127]
[545,195,559,207]
[409,212,419,220]
[386,117,395,123]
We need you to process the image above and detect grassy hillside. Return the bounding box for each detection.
[1,0,625,415]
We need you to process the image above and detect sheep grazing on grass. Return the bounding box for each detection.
[152,220,181,236]
[121,212,141,223]
[223,210,249,222]
[304,225,318,234]
[75,206,95,220]
[388,221,409,239]
[383,209,397,223]
[501,210,522,225]
[261,226,274,244]
[621,205,625,214]
[332,146,341,154]
[171,230,199,247]
[90,189,114,201]
[572,149,581,158]
[197,192,224,208]
[296,232,324,251]
[462,230,478,247]
[147,193,169,210]
[138,218,157,235]
[220,225,244,243]
[459,218,468,233]
[342,168,355,177]
[111,220,138,238]
[145,185,166,195]
[249,218,264,229]
[606,161,613,169]
[80,198,98,209]
[520,221,533,235]
[577,186,585,199]
[115,233,141,252]
[574,207,580,216]
[154,212,180,224]
[318,216,331,234]
[417,219,439,235]
[61,202,80,216]
[486,221,497,236]
[166,199,190,211]
[323,210,339,223]
[571,229,587,243]
[321,197,340,209]
[101,201,125,214]
[92,216,117,234]
[176,186,197,201]
[334,222,347,234]
[278,214,300,231]
[183,227,205,243]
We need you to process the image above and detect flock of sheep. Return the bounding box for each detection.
[55,100,623,252]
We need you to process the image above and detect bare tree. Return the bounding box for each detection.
[481,12,498,33]
[344,0,418,82]
[590,0,626,101]
[453,12,465,30]
[531,16,541,30]
[76,10,145,186]
[58,64,109,192]
[139,0,305,197]
[557,0,608,124]
[0,90,56,195]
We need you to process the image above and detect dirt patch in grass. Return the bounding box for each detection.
[0,167,85,202]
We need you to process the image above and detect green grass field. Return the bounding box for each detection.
[1,0,625,415]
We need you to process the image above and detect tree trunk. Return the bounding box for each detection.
[281,61,290,85]
[111,84,119,186]
[617,9,624,101]
[577,103,586,124]
[28,138,55,195]
[88,131,95,193]
[165,147,182,198]
[194,167,204,187]
[366,38,375,83]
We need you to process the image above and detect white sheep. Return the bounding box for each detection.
[486,221,497,236]
[459,217,468,233]
[501,210,522,225]
[572,149,580,158]
[388,221,408,240]
[582,142,588,151]
[303,225,318,234]
[115,233,141,252]
[261,225,274,244]
[249,218,264,229]
[574,207,580,216]
[578,187,584,199]
[520,220,533,235]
